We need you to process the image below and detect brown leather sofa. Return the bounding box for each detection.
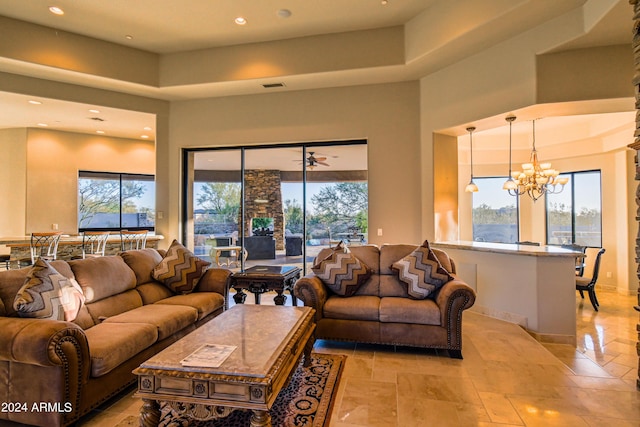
[294,244,476,358]
[0,248,231,427]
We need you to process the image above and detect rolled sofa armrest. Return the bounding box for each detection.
[293,274,328,322]
[197,268,232,296]
[435,277,476,328]
[0,317,89,367]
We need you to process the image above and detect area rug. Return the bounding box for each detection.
[120,353,344,427]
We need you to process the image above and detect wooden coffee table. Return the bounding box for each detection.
[133,305,315,427]
[231,265,301,306]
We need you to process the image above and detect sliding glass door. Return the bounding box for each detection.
[183,141,367,273]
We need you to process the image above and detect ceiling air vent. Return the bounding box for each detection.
[262,82,286,89]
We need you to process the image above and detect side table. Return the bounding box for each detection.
[231,265,301,305]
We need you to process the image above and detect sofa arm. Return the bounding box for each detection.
[197,268,232,298]
[435,277,476,330]
[293,274,328,322]
[0,317,89,367]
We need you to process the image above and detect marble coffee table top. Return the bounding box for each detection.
[138,305,313,378]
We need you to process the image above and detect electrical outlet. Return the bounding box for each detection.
[157,211,164,219]
[52,223,58,230]
[377,228,383,236]
[606,272,612,278]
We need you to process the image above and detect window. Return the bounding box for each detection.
[546,170,601,247]
[471,177,519,243]
[78,171,155,231]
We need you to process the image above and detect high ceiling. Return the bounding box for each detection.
[0,0,634,149]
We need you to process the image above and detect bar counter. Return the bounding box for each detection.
[432,240,582,345]
[0,234,164,265]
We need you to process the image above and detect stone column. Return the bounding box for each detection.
[629,0,640,391]
[240,170,285,250]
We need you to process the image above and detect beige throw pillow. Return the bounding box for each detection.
[152,240,210,294]
[392,240,453,299]
[13,258,85,321]
[312,242,371,296]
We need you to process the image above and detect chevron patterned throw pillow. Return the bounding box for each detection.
[391,240,453,299]
[312,241,371,296]
[14,258,85,321]
[152,240,210,294]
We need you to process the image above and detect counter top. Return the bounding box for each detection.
[0,234,163,246]
[432,240,582,258]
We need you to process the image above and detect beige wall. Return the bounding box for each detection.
[24,128,155,234]
[166,81,422,246]
[0,128,27,238]
[422,11,635,295]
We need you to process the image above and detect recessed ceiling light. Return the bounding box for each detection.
[141,135,149,139]
[88,109,100,114]
[37,123,48,127]
[96,130,105,134]
[143,126,152,131]
[28,100,42,105]
[235,17,247,25]
[277,9,292,18]
[125,35,133,40]
[49,6,64,15]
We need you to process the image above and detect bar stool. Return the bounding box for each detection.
[18,232,63,268]
[80,231,110,258]
[0,254,10,270]
[120,230,148,251]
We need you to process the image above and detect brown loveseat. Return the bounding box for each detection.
[0,248,231,427]
[294,244,476,358]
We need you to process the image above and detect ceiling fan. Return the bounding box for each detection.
[303,152,330,169]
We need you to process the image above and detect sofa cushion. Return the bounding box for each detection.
[85,322,158,377]
[85,289,143,325]
[13,259,85,321]
[136,282,175,305]
[155,292,225,321]
[152,240,210,294]
[103,303,198,340]
[391,240,453,299]
[323,295,380,321]
[379,297,441,325]
[69,256,137,303]
[119,248,164,285]
[312,242,371,297]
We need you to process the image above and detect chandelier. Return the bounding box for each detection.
[502,116,568,201]
[464,126,478,193]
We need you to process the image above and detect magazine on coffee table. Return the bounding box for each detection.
[180,344,237,368]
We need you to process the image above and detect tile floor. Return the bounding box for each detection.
[74,288,639,427]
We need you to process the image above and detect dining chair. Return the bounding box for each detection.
[576,247,606,311]
[81,231,110,258]
[18,232,63,267]
[120,230,148,251]
[561,243,587,276]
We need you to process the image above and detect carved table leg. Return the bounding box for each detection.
[303,333,315,367]
[233,289,247,304]
[273,290,287,305]
[139,398,160,427]
[250,409,271,427]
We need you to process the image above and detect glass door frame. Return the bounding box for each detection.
[181,139,367,273]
